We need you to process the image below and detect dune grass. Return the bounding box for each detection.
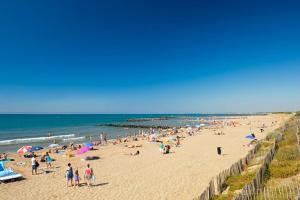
[267,124,300,179]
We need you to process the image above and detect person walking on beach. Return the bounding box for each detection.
[66,163,74,187]
[31,155,39,175]
[45,152,52,168]
[84,163,94,187]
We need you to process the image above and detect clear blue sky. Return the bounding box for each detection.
[0,0,300,113]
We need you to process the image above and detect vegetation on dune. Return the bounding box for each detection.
[213,115,300,199]
[225,172,256,191]
[213,140,273,199]
[267,123,300,179]
[213,193,234,200]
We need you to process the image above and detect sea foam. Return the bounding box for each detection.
[0,134,75,145]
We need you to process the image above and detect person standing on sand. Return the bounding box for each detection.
[175,136,180,147]
[100,133,104,145]
[84,163,94,187]
[159,141,164,153]
[31,155,38,175]
[45,152,52,168]
[104,133,107,144]
[66,163,74,187]
[217,147,222,155]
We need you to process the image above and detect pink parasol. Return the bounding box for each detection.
[76,146,90,155]
[17,146,32,154]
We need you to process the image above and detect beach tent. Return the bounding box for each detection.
[48,144,59,148]
[29,146,43,152]
[17,146,32,154]
[76,146,90,155]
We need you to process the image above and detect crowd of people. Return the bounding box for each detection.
[23,126,203,187]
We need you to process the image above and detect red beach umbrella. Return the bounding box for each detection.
[17,145,32,154]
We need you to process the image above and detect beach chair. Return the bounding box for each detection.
[0,161,23,183]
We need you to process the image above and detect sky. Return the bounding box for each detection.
[0,0,300,114]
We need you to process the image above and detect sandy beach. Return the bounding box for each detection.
[0,114,290,200]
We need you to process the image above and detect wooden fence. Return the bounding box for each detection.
[193,143,261,200]
[237,182,300,200]
[232,143,276,200]
[232,131,284,200]
[296,125,300,155]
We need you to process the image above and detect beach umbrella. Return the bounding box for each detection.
[48,144,59,148]
[76,146,90,155]
[29,146,43,152]
[245,135,255,140]
[17,146,32,154]
[84,143,93,149]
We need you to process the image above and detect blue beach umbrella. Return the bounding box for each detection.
[29,146,43,152]
[245,135,255,140]
[84,143,93,149]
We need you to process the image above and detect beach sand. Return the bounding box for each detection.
[0,114,290,200]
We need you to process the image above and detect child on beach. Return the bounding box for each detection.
[74,170,80,187]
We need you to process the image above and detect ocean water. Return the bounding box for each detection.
[0,114,213,152]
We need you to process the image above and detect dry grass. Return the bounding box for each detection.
[267,118,300,179]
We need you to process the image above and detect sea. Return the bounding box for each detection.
[0,114,242,152]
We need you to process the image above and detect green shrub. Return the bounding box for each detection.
[275,145,299,161]
[279,129,297,147]
[213,193,234,200]
[225,172,256,191]
[269,159,300,178]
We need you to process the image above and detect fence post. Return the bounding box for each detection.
[274,187,278,200]
[278,186,282,199]
[263,187,267,200]
[295,126,300,154]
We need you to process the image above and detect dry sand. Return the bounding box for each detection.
[0,114,290,200]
